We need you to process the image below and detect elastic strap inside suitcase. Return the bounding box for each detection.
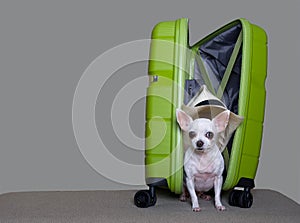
[195,30,242,100]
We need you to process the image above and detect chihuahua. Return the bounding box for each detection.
[176,109,230,212]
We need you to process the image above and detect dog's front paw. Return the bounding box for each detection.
[192,206,201,212]
[216,205,226,211]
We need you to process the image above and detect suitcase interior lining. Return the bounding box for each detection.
[185,23,242,112]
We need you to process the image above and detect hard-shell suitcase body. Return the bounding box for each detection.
[134,18,268,208]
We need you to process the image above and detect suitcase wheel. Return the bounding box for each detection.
[228,187,253,208]
[134,187,157,208]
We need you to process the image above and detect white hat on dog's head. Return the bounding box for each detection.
[181,85,244,152]
[186,85,226,108]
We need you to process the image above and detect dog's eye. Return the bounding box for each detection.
[189,131,197,138]
[205,131,214,139]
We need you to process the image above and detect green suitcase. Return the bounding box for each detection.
[134,18,268,208]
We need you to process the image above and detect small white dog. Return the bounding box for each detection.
[176,109,230,212]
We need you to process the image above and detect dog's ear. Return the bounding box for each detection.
[176,109,193,132]
[212,110,230,133]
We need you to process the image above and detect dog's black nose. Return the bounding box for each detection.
[196,140,204,148]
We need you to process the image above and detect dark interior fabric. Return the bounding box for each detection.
[185,23,242,115]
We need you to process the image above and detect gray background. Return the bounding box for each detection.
[0,0,299,204]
